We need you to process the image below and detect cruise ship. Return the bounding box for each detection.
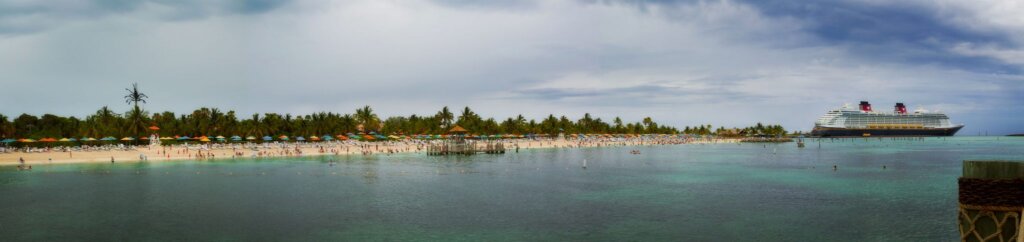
[811,101,964,137]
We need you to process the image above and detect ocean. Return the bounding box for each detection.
[2,137,1022,241]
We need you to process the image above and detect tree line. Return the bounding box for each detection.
[0,105,697,139]
[0,84,787,139]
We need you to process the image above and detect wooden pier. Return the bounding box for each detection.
[426,125,507,156]
[426,141,506,156]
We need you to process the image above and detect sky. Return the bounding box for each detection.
[1,0,1022,134]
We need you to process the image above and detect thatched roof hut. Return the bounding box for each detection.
[448,125,469,134]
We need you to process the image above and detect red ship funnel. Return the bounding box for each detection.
[859,101,872,112]
[895,102,907,114]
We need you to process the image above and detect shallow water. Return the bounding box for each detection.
[1,137,1022,241]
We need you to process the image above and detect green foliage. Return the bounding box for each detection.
[2,106,694,138]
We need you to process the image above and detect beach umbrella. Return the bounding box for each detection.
[296,136,306,141]
[176,136,190,140]
[121,137,135,141]
[321,135,333,141]
[148,126,160,131]
[68,138,78,142]
[101,137,116,141]
[58,138,71,142]
[159,137,173,140]
[337,135,348,140]
[215,135,226,140]
[1,138,16,144]
[200,137,211,142]
[262,136,273,141]
[246,136,256,140]
[279,135,289,141]
[19,138,36,143]
[231,136,242,141]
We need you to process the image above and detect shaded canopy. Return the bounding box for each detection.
[448,125,469,134]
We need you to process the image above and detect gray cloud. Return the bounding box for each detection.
[0,0,294,35]
[1,0,1021,134]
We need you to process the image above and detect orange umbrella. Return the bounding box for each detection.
[39,138,58,142]
[148,126,160,131]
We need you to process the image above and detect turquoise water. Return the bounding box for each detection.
[1,137,1022,241]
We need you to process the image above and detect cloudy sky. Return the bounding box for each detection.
[2,0,1022,134]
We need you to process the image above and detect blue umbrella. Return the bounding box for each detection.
[230,136,242,141]
[296,136,306,141]
[177,136,191,140]
[0,138,15,143]
[101,137,117,141]
[262,136,273,141]
[321,135,334,141]
[68,138,78,142]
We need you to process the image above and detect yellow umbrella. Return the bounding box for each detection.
[200,137,211,142]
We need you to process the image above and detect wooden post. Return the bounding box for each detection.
[958,160,1024,242]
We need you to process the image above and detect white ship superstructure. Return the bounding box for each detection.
[812,101,963,137]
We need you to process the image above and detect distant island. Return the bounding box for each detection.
[0,83,788,142]
[1009,134,1024,137]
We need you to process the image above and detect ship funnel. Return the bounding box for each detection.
[859,101,872,112]
[895,102,907,114]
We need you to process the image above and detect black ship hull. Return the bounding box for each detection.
[812,126,963,137]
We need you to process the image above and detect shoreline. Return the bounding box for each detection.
[1,138,738,167]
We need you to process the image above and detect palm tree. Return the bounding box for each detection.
[124,83,149,140]
[355,106,380,132]
[0,114,11,138]
[435,106,454,129]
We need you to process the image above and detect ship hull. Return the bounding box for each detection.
[812,126,963,137]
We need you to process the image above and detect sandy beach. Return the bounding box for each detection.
[0,137,737,166]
